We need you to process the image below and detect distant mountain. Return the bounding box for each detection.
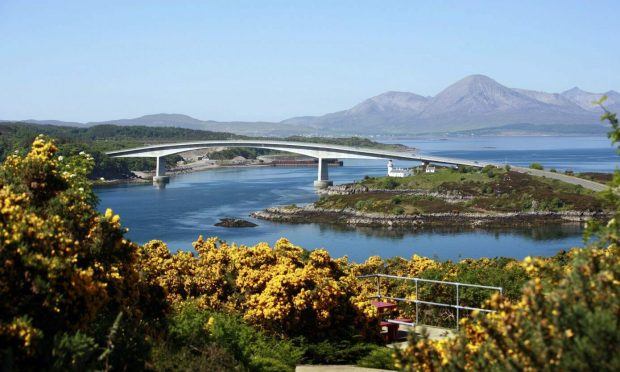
[282,91,430,133]
[283,75,610,135]
[561,87,620,112]
[5,75,616,136]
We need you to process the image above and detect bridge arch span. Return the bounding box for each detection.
[105,140,489,188]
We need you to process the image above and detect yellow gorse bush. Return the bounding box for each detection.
[0,137,162,365]
[396,244,620,371]
[140,236,377,339]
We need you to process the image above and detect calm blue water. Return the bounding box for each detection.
[387,136,618,172]
[96,136,618,262]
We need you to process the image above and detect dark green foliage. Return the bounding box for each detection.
[299,339,382,365]
[481,165,496,174]
[50,332,98,372]
[585,103,620,249]
[458,166,475,173]
[357,347,397,370]
[154,303,303,371]
[152,344,239,372]
[380,178,399,190]
[208,147,273,160]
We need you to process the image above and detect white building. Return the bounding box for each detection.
[425,165,436,173]
[387,160,412,177]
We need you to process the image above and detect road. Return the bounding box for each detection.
[511,166,608,192]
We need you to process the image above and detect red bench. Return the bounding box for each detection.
[380,321,399,343]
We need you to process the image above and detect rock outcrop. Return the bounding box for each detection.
[251,205,610,229]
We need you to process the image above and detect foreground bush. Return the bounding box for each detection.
[396,246,620,371]
[140,238,375,341]
[153,303,303,371]
[0,136,166,369]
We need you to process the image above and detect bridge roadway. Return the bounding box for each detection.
[105,140,608,191]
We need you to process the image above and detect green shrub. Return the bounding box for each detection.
[158,304,303,371]
[357,347,397,370]
[381,178,399,190]
[529,162,544,170]
[51,332,98,371]
[481,165,496,174]
[300,340,380,365]
[355,200,369,210]
[481,185,493,194]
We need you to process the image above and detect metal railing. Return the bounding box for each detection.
[357,273,503,329]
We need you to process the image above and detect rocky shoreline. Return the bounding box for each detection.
[251,205,612,229]
[317,183,473,203]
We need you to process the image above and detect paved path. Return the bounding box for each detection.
[511,166,609,192]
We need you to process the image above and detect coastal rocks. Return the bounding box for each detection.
[250,206,611,229]
[319,184,369,195]
[318,184,472,203]
[215,218,258,228]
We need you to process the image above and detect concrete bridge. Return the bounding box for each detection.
[105,140,490,188]
[105,140,608,192]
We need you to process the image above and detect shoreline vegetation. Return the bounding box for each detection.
[2,103,620,370]
[253,167,614,228]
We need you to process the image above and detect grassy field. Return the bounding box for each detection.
[316,167,610,214]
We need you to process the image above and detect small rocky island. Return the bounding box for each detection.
[252,166,613,229]
[214,218,258,228]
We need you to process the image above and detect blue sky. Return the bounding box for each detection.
[1,0,618,122]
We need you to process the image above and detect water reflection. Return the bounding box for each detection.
[314,223,583,241]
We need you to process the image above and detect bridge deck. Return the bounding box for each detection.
[106,140,609,192]
[105,140,489,167]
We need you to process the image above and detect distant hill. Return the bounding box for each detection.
[3,114,311,137]
[4,75,617,136]
[92,114,310,137]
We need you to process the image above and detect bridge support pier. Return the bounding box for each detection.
[153,156,170,189]
[313,158,333,188]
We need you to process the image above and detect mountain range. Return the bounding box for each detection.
[7,75,619,137]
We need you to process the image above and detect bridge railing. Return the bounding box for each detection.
[356,273,503,329]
